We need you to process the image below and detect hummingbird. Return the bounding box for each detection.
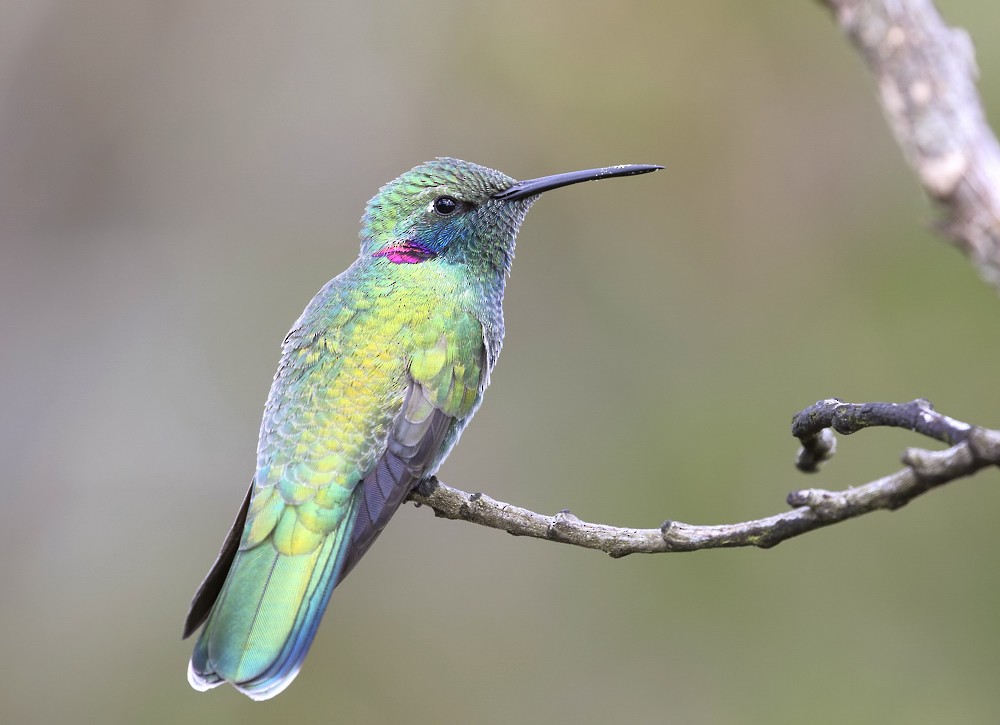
[183,157,661,700]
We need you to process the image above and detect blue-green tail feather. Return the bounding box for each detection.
[187,496,359,700]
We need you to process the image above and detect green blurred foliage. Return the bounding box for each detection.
[2,1,1000,723]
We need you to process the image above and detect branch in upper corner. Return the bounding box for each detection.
[406,400,1000,555]
[821,0,1000,290]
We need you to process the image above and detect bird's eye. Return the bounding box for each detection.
[432,196,460,216]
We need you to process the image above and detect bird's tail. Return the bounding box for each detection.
[187,496,359,701]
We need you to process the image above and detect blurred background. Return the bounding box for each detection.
[3,1,1000,723]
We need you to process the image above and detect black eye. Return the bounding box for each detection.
[433,196,459,216]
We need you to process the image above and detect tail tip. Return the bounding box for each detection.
[186,657,302,701]
[187,659,223,693]
[236,664,303,701]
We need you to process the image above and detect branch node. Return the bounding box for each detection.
[968,426,1000,463]
[555,509,581,524]
[786,488,844,519]
[903,442,976,477]
[548,509,582,541]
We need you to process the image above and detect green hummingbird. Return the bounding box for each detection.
[184,157,661,700]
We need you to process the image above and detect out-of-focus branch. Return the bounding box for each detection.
[822,0,1000,290]
[407,400,1000,556]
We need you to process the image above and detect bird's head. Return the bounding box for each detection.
[360,157,661,276]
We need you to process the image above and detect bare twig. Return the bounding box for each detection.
[407,400,1000,555]
[821,0,1000,290]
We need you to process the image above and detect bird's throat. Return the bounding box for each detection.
[373,241,437,264]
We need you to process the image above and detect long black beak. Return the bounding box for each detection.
[492,164,662,202]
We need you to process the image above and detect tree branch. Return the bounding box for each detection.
[822,0,1000,290]
[407,400,1000,556]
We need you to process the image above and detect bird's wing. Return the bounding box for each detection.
[339,310,486,578]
